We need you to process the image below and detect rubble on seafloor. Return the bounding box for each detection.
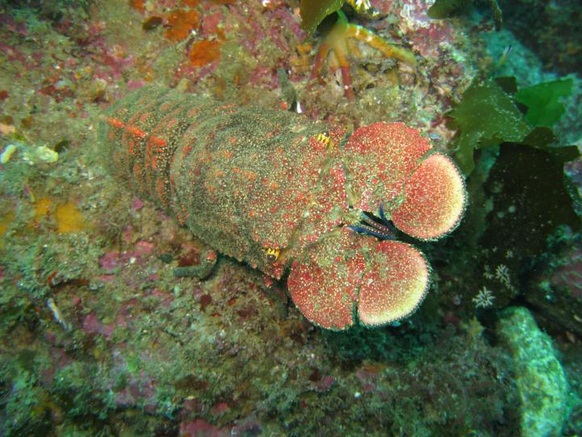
[0,0,581,434]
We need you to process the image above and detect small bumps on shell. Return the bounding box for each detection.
[344,122,466,240]
[288,122,465,329]
[287,229,361,330]
[102,88,465,331]
[343,122,432,213]
[391,153,466,240]
[287,229,430,330]
[357,240,429,326]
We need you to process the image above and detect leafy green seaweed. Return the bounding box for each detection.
[428,0,502,30]
[516,78,573,127]
[300,0,344,35]
[427,0,471,19]
[448,79,529,174]
[448,77,577,175]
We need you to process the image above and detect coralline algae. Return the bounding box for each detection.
[497,306,568,436]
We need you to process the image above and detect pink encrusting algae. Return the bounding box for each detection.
[101,86,466,330]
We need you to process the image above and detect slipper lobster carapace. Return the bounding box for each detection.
[100,86,466,330]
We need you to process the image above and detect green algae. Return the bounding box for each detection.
[428,0,503,30]
[449,78,530,175]
[428,0,471,19]
[299,0,344,35]
[516,78,574,127]
[448,77,578,175]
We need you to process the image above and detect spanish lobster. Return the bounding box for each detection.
[100,86,466,330]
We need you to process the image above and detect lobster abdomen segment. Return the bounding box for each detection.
[101,86,340,276]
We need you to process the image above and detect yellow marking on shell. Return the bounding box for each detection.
[263,247,281,262]
[315,132,334,149]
